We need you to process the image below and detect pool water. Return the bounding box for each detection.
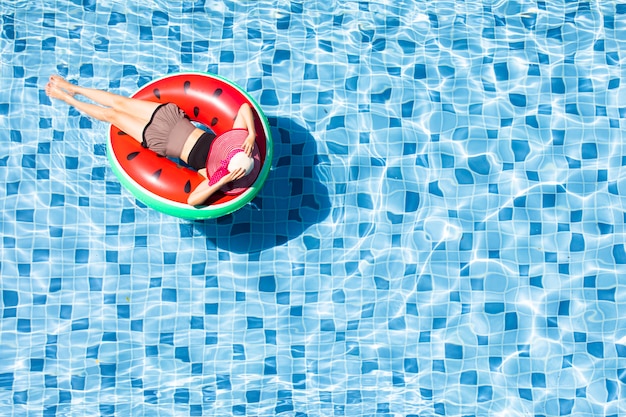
[1,1,626,416]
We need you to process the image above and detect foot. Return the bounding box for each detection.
[45,82,74,104]
[49,75,76,96]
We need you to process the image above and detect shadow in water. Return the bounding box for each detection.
[190,116,331,253]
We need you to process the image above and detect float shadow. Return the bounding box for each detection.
[191,117,331,253]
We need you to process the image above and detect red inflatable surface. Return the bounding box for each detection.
[109,73,267,206]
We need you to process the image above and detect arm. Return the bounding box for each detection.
[233,103,256,156]
[187,168,246,206]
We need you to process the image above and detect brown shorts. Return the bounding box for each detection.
[142,103,196,159]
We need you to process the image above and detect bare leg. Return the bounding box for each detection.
[46,82,147,142]
[49,75,160,123]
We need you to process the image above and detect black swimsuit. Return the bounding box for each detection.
[186,131,216,170]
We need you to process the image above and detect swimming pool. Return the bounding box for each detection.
[1,0,625,415]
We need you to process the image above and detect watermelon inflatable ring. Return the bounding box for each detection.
[106,72,273,219]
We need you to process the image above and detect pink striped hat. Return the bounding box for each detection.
[206,129,261,195]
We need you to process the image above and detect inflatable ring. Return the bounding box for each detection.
[106,72,273,219]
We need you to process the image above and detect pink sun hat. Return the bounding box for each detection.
[206,129,261,195]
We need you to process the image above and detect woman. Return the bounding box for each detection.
[45,75,256,206]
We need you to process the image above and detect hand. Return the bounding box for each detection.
[187,168,247,206]
[241,133,255,157]
[220,167,246,185]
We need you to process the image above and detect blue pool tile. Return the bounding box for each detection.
[1,1,625,416]
[613,245,626,264]
[587,342,604,358]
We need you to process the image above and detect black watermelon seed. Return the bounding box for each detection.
[184,180,192,193]
[184,81,191,94]
[118,130,127,136]
[127,151,140,160]
[153,88,161,100]
[152,169,162,179]
[213,88,223,97]
[211,117,218,126]
[194,106,200,118]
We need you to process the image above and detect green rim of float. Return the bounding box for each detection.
[106,72,273,220]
